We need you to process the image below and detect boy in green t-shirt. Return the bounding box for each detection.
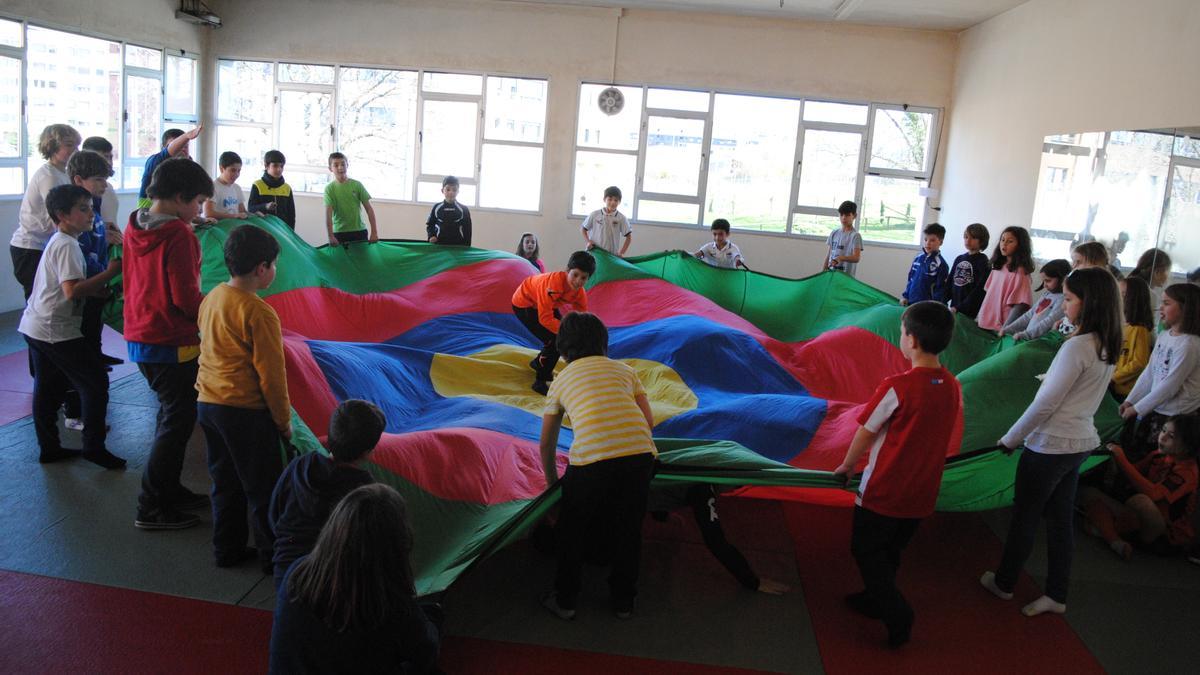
[323,152,379,246]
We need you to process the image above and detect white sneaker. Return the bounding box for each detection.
[64,418,84,431]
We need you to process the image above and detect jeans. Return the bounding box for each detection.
[136,359,200,513]
[25,335,109,455]
[995,449,1090,603]
[513,305,560,381]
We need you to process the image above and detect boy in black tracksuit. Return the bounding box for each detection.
[267,399,386,589]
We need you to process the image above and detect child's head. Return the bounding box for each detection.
[603,185,622,212]
[1120,275,1155,331]
[837,200,857,228]
[899,300,954,359]
[711,218,731,246]
[1036,259,1071,294]
[963,223,989,253]
[990,226,1033,273]
[161,128,189,158]
[1161,283,1200,335]
[218,151,243,183]
[147,157,215,223]
[516,232,539,260]
[327,399,386,463]
[1132,248,1172,287]
[329,152,348,179]
[289,483,416,629]
[442,175,459,203]
[1159,415,1200,459]
[922,223,945,254]
[565,250,595,290]
[66,150,113,198]
[263,150,286,178]
[556,312,608,362]
[81,136,114,164]
[1071,241,1109,270]
[1188,267,1200,284]
[44,184,95,233]
[223,224,281,288]
[1063,267,1123,364]
[38,123,81,163]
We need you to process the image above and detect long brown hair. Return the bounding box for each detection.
[1065,268,1122,365]
[1130,248,1172,286]
[1165,283,1200,336]
[989,226,1034,273]
[1121,276,1154,331]
[287,484,416,633]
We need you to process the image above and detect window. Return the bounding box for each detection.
[571,84,940,245]
[214,61,547,210]
[165,54,199,121]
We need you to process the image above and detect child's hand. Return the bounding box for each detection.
[831,464,852,486]
[1118,402,1137,420]
[264,202,277,212]
[900,298,908,306]
[280,424,293,442]
[186,125,203,140]
[997,439,1016,455]
[427,236,437,244]
[949,307,957,314]
[585,241,595,251]
[1014,332,1027,341]
[757,578,790,595]
[106,258,122,273]
[328,233,339,247]
[1106,443,1125,460]
[369,232,379,243]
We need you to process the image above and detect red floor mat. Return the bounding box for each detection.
[441,637,780,674]
[782,503,1104,674]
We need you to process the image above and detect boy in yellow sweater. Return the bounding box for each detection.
[196,224,291,571]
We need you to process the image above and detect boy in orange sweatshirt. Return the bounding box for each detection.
[511,250,595,395]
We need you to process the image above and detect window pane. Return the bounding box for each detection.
[791,213,842,237]
[0,57,20,157]
[797,130,861,209]
[287,170,330,194]
[572,151,635,216]
[125,75,162,159]
[420,100,477,177]
[417,181,476,205]
[278,63,334,85]
[216,125,273,189]
[646,88,709,112]
[125,45,161,70]
[480,144,541,211]
[870,108,934,173]
[637,200,699,225]
[0,18,22,48]
[337,68,418,201]
[705,94,799,233]
[218,60,273,123]
[643,116,704,196]
[166,55,198,118]
[804,101,868,125]
[485,77,547,143]
[577,84,642,151]
[1174,132,1200,160]
[0,166,23,195]
[1161,165,1200,273]
[860,175,926,245]
[122,159,147,191]
[26,27,121,161]
[278,90,332,168]
[422,72,482,95]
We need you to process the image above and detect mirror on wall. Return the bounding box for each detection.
[1030,127,1200,274]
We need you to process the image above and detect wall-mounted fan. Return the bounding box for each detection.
[597,87,625,116]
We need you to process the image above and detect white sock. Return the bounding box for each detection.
[1022,595,1066,616]
[980,571,1013,600]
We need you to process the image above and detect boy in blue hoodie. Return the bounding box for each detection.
[267,399,385,589]
[901,223,949,306]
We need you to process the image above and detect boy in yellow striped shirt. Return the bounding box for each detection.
[539,312,656,620]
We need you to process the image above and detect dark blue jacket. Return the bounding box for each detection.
[903,250,949,303]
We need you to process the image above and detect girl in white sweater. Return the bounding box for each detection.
[1001,259,1071,341]
[981,267,1123,617]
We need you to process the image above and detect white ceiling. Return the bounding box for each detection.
[497,0,1031,31]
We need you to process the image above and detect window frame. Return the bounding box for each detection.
[0,16,25,193]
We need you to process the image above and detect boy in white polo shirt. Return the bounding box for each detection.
[693,218,748,270]
[581,185,632,257]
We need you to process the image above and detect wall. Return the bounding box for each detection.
[204,0,958,296]
[0,0,204,311]
[938,0,1200,262]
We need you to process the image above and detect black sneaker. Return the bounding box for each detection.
[1187,549,1200,566]
[82,448,126,470]
[844,591,884,619]
[135,509,200,530]
[38,447,81,464]
[101,353,125,366]
[216,546,258,568]
[173,488,210,511]
[612,597,635,620]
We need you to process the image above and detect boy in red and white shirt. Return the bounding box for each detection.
[833,300,962,649]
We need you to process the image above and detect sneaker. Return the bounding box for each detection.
[101,353,125,366]
[135,509,200,530]
[38,447,81,464]
[173,488,210,511]
[216,546,258,568]
[844,591,884,619]
[612,597,634,620]
[64,417,84,431]
[82,448,126,470]
[1186,549,1200,566]
[541,591,576,620]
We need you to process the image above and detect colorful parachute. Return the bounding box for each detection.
[115,217,1120,593]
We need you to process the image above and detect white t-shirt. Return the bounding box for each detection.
[211,179,246,216]
[18,230,86,343]
[11,163,70,250]
[582,208,631,254]
[697,241,744,269]
[826,228,863,277]
[1126,331,1200,416]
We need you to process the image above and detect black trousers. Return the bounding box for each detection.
[554,453,654,610]
[513,305,560,381]
[197,403,284,566]
[333,229,368,245]
[137,359,200,513]
[25,335,109,455]
[10,245,42,300]
[62,296,108,420]
[850,505,921,631]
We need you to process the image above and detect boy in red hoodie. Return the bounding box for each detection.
[125,157,214,530]
[511,251,594,395]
